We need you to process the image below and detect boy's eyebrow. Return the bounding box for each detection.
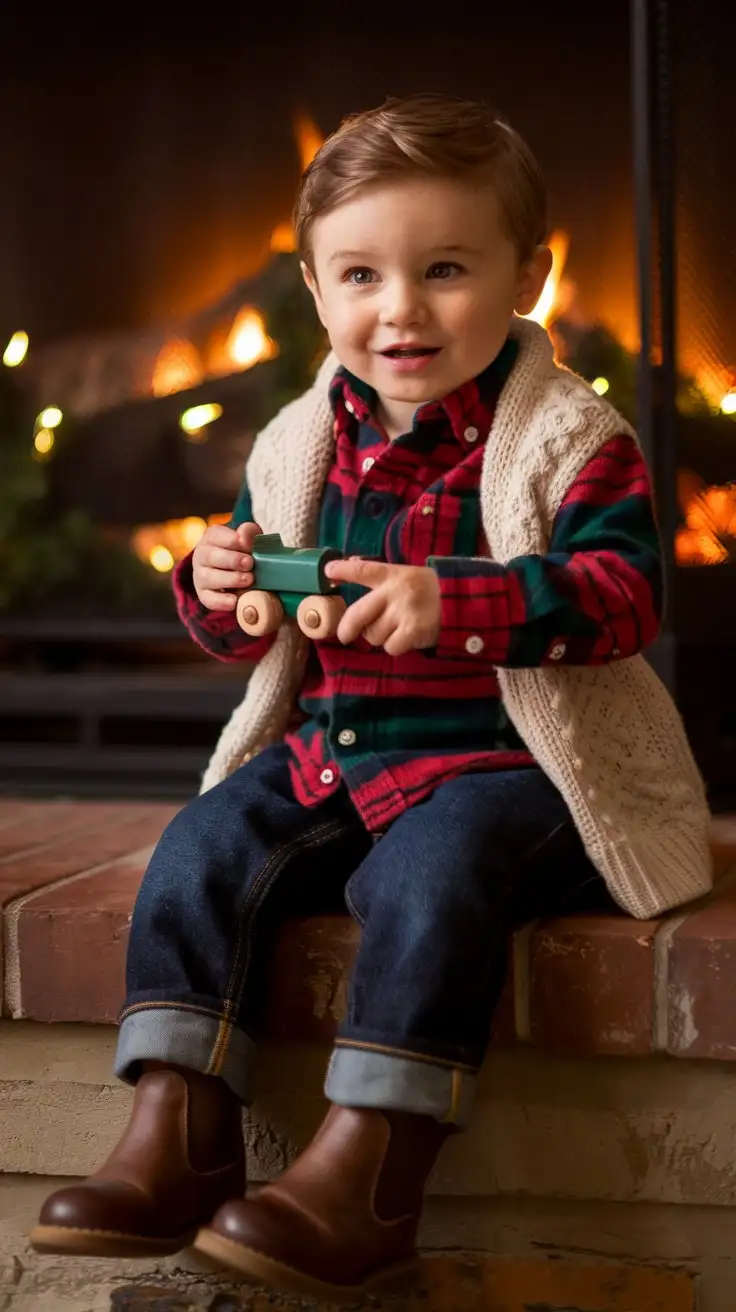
[328,244,483,264]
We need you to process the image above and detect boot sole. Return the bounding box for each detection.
[28,1223,196,1259]
[193,1227,419,1302]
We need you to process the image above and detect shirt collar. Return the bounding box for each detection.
[328,336,519,449]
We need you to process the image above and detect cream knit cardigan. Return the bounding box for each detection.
[201,316,712,920]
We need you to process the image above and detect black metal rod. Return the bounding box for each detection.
[631,0,655,472]
[653,0,679,584]
[631,0,677,692]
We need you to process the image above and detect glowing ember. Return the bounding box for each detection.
[227,306,278,371]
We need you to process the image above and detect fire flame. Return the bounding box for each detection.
[270,114,325,254]
[675,471,736,566]
[525,231,572,329]
[227,306,278,370]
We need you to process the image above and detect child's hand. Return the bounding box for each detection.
[192,521,262,611]
[325,559,441,656]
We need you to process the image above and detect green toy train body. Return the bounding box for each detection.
[248,534,343,619]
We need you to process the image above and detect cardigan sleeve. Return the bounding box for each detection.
[428,434,663,667]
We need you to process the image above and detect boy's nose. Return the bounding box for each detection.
[379,282,429,328]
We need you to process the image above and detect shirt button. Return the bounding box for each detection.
[464,425,479,442]
[421,503,434,516]
[361,456,375,474]
[338,729,357,747]
[465,635,484,655]
[320,767,335,786]
[549,643,567,661]
[345,400,355,416]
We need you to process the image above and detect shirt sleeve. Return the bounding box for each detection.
[428,434,663,667]
[172,472,277,664]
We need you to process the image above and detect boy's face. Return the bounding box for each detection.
[302,176,551,437]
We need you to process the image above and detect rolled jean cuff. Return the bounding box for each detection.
[114,1005,256,1105]
[325,1043,477,1128]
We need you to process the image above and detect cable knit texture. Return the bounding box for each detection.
[200,317,712,920]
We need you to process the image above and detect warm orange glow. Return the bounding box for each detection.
[295,113,324,172]
[269,114,325,253]
[226,306,278,371]
[524,231,573,330]
[270,221,297,254]
[675,471,736,566]
[152,339,204,398]
[132,516,208,568]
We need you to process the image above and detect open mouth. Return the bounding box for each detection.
[380,346,440,358]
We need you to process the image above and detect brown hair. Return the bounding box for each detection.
[294,94,547,269]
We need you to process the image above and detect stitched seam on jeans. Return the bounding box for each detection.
[208,819,350,1075]
[333,1037,479,1073]
[118,999,229,1024]
[344,884,366,928]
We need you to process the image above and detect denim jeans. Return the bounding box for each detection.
[116,743,615,1125]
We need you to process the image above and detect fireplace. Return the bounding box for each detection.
[0,2,734,800]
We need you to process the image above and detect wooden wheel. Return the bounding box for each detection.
[296,594,347,640]
[236,590,284,636]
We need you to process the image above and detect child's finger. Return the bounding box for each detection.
[201,546,253,572]
[336,590,387,645]
[198,590,237,610]
[198,568,253,591]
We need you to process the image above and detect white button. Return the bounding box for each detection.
[338,729,356,747]
[465,635,484,655]
[549,643,567,661]
[345,400,355,416]
[320,768,335,786]
[612,646,621,657]
[421,503,434,516]
[464,425,479,442]
[361,456,375,474]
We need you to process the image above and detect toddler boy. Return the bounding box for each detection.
[32,94,711,1301]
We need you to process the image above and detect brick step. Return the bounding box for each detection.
[1,798,735,1060]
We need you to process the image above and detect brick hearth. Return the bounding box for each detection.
[1,798,735,1059]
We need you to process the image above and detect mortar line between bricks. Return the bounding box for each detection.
[2,842,157,1020]
[652,865,736,1053]
[513,918,539,1043]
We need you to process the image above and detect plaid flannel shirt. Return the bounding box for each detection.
[174,338,662,830]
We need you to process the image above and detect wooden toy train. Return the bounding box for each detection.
[236,534,347,640]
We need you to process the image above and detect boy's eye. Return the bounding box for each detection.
[427,262,463,279]
[344,267,377,285]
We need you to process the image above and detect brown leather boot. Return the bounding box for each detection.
[29,1067,246,1258]
[194,1104,451,1301]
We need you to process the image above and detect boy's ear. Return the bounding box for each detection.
[301,261,328,329]
[515,245,554,318]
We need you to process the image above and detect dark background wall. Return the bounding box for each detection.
[0,1,634,345]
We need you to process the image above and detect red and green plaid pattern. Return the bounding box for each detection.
[174,340,662,831]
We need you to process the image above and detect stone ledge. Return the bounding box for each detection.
[1,799,735,1060]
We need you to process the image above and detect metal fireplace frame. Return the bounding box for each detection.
[631,0,678,692]
[632,0,736,807]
